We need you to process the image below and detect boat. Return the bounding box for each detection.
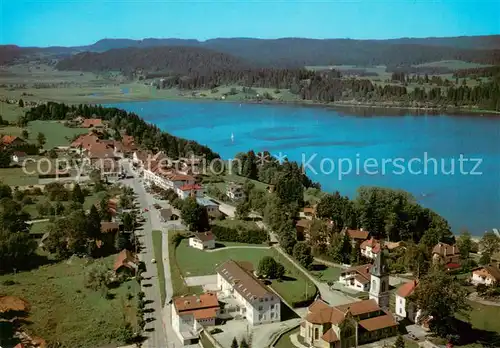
[231,132,234,142]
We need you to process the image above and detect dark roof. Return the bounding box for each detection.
[347,229,369,240]
[216,260,273,301]
[192,231,215,242]
[473,264,500,282]
[358,314,398,331]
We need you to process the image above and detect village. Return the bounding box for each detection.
[1,105,500,348]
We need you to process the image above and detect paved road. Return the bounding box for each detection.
[123,162,168,348]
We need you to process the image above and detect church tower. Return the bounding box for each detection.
[369,242,390,310]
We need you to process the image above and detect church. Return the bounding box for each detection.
[299,249,398,347]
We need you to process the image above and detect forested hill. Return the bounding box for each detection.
[55,46,251,74]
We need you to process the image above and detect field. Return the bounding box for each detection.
[273,328,299,348]
[0,254,140,348]
[310,264,343,282]
[152,230,166,305]
[174,239,316,306]
[463,301,500,334]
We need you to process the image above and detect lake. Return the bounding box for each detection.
[109,100,500,235]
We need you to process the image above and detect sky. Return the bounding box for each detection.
[1,0,499,47]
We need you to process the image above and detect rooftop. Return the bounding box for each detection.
[191,231,215,242]
[346,229,369,240]
[432,242,460,257]
[216,260,274,302]
[472,264,500,282]
[396,279,418,298]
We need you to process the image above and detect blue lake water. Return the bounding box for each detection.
[109,100,500,235]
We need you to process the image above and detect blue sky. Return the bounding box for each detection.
[1,0,499,47]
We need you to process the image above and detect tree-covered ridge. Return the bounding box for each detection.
[55,46,251,74]
[22,102,220,160]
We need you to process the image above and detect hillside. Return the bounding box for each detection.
[55,46,251,74]
[3,35,500,68]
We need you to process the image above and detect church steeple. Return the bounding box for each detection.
[369,240,390,310]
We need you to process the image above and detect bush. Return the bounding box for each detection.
[84,263,112,292]
[211,224,267,244]
[21,196,34,205]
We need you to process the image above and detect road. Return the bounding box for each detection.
[122,162,168,348]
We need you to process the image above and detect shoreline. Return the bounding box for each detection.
[101,94,500,116]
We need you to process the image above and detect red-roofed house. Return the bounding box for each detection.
[360,238,381,259]
[300,298,398,347]
[114,249,139,276]
[1,135,25,148]
[171,292,220,345]
[395,280,420,322]
[81,118,104,128]
[338,264,372,292]
[345,228,370,243]
[471,264,500,286]
[176,183,204,199]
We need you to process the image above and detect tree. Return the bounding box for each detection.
[0,149,11,168]
[239,338,249,348]
[0,229,37,272]
[257,256,281,279]
[18,99,24,107]
[115,232,130,251]
[480,231,500,256]
[122,212,135,232]
[479,252,491,265]
[412,269,470,337]
[231,337,238,348]
[48,148,58,159]
[457,230,472,260]
[84,262,111,292]
[36,132,46,148]
[21,129,29,139]
[293,241,314,269]
[0,198,29,233]
[0,184,12,200]
[72,183,85,204]
[350,241,362,265]
[87,205,102,239]
[393,335,405,348]
[235,201,250,220]
[181,197,210,232]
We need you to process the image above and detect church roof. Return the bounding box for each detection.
[321,328,339,342]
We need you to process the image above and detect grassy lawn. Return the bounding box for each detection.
[29,221,51,236]
[462,301,500,333]
[310,264,343,282]
[27,121,87,149]
[152,230,166,305]
[273,328,299,348]
[0,101,25,122]
[0,254,140,348]
[175,239,316,306]
[0,162,40,187]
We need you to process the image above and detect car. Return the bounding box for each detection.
[151,259,156,264]
[144,208,149,212]
[408,333,418,340]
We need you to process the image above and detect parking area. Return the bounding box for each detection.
[184,275,219,291]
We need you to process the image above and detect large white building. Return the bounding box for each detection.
[176,183,204,199]
[171,293,220,345]
[216,260,281,326]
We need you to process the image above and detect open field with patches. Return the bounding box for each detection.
[0,254,141,348]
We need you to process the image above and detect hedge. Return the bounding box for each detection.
[211,224,267,244]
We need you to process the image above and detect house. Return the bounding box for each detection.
[432,242,461,267]
[168,173,196,189]
[1,135,26,148]
[70,133,100,153]
[360,238,381,259]
[344,228,370,245]
[189,231,216,250]
[96,221,120,250]
[338,264,372,292]
[471,264,500,286]
[12,151,27,163]
[93,158,121,181]
[196,197,221,218]
[171,292,220,345]
[114,249,139,276]
[216,260,281,326]
[159,208,180,222]
[299,298,398,347]
[296,219,312,241]
[226,182,245,200]
[301,206,317,220]
[395,280,420,322]
[176,183,204,199]
[81,118,104,128]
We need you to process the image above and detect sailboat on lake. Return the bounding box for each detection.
[231,132,234,143]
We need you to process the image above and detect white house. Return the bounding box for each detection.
[176,183,204,199]
[360,238,381,259]
[188,231,216,250]
[216,260,281,326]
[338,264,372,292]
[11,151,27,163]
[171,293,220,345]
[226,182,245,200]
[169,173,196,189]
[196,197,221,217]
[471,265,500,286]
[395,280,419,322]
